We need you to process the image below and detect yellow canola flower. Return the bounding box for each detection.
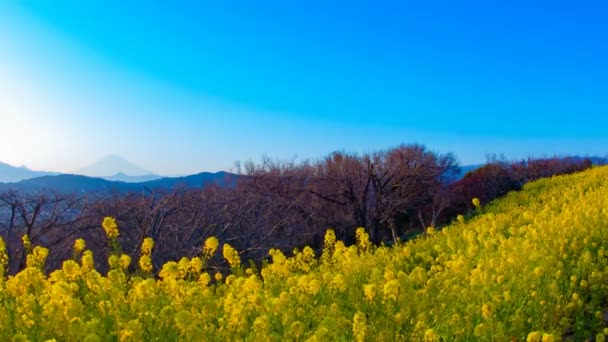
[159,261,180,280]
[542,334,557,342]
[352,311,367,342]
[81,250,95,272]
[74,238,86,253]
[203,236,219,257]
[424,329,438,342]
[222,243,241,268]
[102,217,119,239]
[472,197,481,209]
[139,254,153,273]
[355,227,371,252]
[324,229,336,247]
[481,303,492,319]
[26,246,49,268]
[189,257,203,274]
[526,331,542,342]
[22,234,31,250]
[0,237,7,276]
[141,237,154,255]
[62,260,81,281]
[119,254,131,270]
[363,284,376,301]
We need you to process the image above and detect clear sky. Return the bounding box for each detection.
[1,1,607,175]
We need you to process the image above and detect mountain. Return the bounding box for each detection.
[103,173,162,183]
[0,171,239,194]
[76,155,157,178]
[141,171,239,189]
[0,174,140,194]
[0,162,60,183]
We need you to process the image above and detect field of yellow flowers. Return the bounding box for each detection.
[2,166,608,341]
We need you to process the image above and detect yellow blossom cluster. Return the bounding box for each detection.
[102,217,119,240]
[0,167,608,340]
[139,237,154,274]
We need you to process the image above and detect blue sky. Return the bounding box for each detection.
[1,1,607,175]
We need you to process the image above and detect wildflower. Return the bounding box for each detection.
[203,236,219,257]
[424,328,438,342]
[481,303,492,319]
[0,237,7,277]
[108,255,120,269]
[190,257,203,274]
[472,197,481,209]
[363,284,376,301]
[81,250,94,272]
[159,261,180,280]
[119,254,131,270]
[533,266,544,277]
[102,217,119,239]
[542,333,556,342]
[355,227,371,252]
[62,260,81,280]
[253,315,270,335]
[22,234,31,251]
[324,229,336,247]
[26,246,49,268]
[331,274,346,292]
[383,279,400,302]
[141,237,154,255]
[174,310,192,331]
[74,238,86,253]
[178,257,190,278]
[139,254,153,273]
[526,331,542,342]
[222,244,241,268]
[198,272,211,286]
[352,311,367,342]
[307,279,321,295]
[290,321,304,338]
[457,215,465,224]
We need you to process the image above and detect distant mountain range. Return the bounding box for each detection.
[0,162,60,183]
[102,173,162,183]
[0,172,238,194]
[0,155,162,184]
[0,155,236,194]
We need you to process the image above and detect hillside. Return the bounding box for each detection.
[2,166,608,340]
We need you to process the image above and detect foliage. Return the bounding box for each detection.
[1,166,608,340]
[449,156,592,219]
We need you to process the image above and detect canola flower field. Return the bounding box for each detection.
[2,167,608,341]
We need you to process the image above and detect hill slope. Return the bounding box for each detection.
[2,167,608,340]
